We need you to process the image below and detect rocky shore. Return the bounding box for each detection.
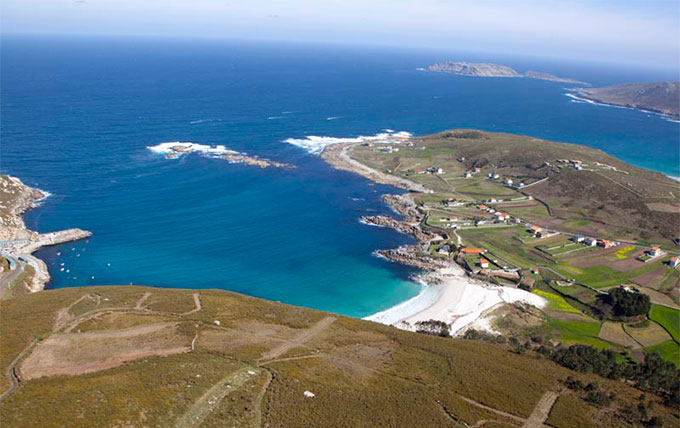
[222,153,296,169]
[0,175,91,294]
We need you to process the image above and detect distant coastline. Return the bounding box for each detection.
[567,82,680,119]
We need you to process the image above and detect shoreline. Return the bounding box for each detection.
[0,175,91,294]
[319,139,545,335]
[565,92,680,123]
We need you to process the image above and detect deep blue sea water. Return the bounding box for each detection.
[1,36,678,317]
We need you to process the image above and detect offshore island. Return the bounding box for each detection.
[1,130,679,427]
[427,61,587,84]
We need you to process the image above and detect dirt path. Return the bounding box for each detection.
[174,367,264,428]
[182,293,202,316]
[253,370,273,428]
[53,294,97,331]
[135,292,152,309]
[257,316,336,363]
[0,339,38,401]
[521,391,559,428]
[458,395,526,424]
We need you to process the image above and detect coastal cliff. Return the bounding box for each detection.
[0,175,91,294]
[572,82,680,118]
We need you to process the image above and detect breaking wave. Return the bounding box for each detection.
[283,130,412,155]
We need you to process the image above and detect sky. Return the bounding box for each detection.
[2,0,679,68]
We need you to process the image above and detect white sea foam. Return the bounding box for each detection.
[669,175,680,182]
[566,92,680,123]
[190,118,221,124]
[284,130,412,154]
[364,278,439,325]
[267,116,284,120]
[326,116,341,120]
[32,189,52,206]
[147,142,236,158]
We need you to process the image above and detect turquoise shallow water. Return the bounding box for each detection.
[1,36,678,317]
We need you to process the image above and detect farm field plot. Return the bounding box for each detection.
[649,304,680,341]
[598,322,640,349]
[533,290,580,313]
[644,341,680,367]
[459,227,551,269]
[624,322,673,347]
[548,319,609,349]
[634,265,679,290]
[554,260,672,289]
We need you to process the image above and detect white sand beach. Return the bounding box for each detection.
[366,265,546,335]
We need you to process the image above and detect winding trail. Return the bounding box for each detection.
[174,367,264,428]
[521,391,559,428]
[181,293,202,316]
[257,316,336,363]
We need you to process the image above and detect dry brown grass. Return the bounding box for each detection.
[19,322,193,379]
[1,286,679,427]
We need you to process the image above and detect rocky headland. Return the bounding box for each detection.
[0,175,91,293]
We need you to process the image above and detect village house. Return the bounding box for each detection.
[670,257,679,268]
[648,246,663,257]
[598,239,616,249]
[571,235,586,243]
[503,178,514,186]
[464,172,473,178]
[437,246,450,255]
[584,238,598,247]
[479,259,490,269]
[460,248,485,255]
[487,172,500,180]
[529,225,542,236]
[444,199,464,207]
[494,212,510,222]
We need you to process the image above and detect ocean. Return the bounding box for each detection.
[1,35,678,317]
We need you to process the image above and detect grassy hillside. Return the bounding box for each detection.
[0,286,678,427]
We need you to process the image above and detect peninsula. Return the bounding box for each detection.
[320,129,680,367]
[0,175,91,296]
[427,61,587,84]
[569,82,680,118]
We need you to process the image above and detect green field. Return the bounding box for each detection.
[533,289,581,313]
[554,260,670,289]
[549,319,609,349]
[644,341,680,367]
[650,304,680,342]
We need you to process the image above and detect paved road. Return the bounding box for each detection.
[0,262,24,297]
